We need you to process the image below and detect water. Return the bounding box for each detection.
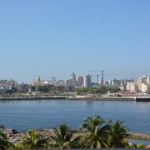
[0,99,150,134]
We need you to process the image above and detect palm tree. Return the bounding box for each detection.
[80,115,110,148]
[8,143,23,150]
[21,130,47,149]
[128,143,145,148]
[107,120,129,148]
[50,124,74,149]
[0,125,10,150]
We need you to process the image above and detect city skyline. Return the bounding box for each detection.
[0,1,150,82]
[1,72,150,84]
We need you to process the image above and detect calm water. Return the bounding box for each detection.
[0,99,150,134]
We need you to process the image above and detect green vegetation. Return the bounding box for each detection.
[20,130,47,149]
[75,87,121,95]
[31,85,58,93]
[107,120,129,148]
[49,124,75,149]
[79,115,110,148]
[0,125,12,150]
[0,116,148,149]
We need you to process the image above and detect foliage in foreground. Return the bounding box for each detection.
[0,116,147,150]
[0,125,12,150]
[49,124,75,149]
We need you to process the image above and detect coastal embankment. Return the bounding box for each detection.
[128,132,150,141]
[0,96,134,101]
[0,96,66,100]
[66,96,134,101]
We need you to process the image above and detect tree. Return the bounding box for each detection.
[108,87,120,93]
[8,143,23,150]
[0,125,10,150]
[128,143,146,148]
[50,124,74,149]
[21,130,47,149]
[107,120,129,148]
[80,115,110,148]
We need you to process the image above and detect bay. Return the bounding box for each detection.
[0,99,150,134]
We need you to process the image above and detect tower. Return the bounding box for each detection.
[71,72,76,81]
[36,76,41,82]
[84,74,91,88]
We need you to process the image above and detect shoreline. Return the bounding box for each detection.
[1,95,150,101]
[67,97,134,101]
[0,96,66,101]
[0,96,134,101]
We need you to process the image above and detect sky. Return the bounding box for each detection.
[0,0,150,83]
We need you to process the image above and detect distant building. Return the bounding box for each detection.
[120,79,134,91]
[84,74,91,88]
[141,83,150,93]
[0,80,10,91]
[126,82,138,93]
[54,80,64,86]
[125,76,150,94]
[136,76,150,93]
[76,76,84,87]
[65,79,76,88]
[0,79,19,93]
[104,81,110,86]
[111,79,121,87]
[30,76,45,87]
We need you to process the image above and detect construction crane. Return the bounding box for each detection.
[90,70,119,87]
[90,70,105,85]
[91,74,100,84]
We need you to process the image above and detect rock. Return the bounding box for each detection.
[4,129,18,137]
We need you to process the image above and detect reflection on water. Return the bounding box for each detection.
[136,101,150,107]
[85,100,94,105]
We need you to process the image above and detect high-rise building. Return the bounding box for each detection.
[84,74,91,88]
[111,79,121,87]
[76,76,84,86]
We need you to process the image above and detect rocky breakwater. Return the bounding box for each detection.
[128,132,150,141]
[4,128,55,144]
[4,129,150,145]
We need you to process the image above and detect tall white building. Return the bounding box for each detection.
[126,75,150,94]
[140,83,150,93]
[126,82,138,92]
[84,74,91,88]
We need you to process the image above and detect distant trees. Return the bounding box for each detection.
[31,85,57,93]
[21,84,29,92]
[5,88,18,95]
[75,87,121,95]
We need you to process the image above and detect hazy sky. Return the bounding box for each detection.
[0,0,150,83]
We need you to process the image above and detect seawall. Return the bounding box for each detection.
[0,96,134,101]
[0,96,66,100]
